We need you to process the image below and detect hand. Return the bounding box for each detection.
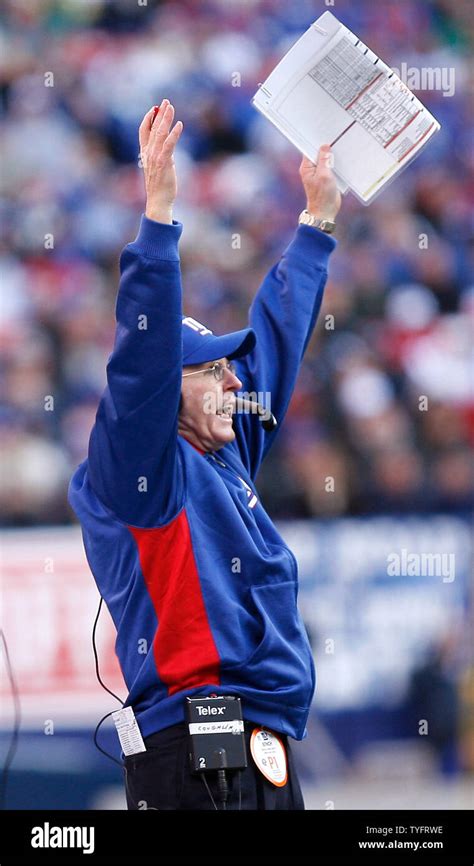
[299,144,341,223]
[139,99,183,224]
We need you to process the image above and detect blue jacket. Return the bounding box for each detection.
[69,215,336,740]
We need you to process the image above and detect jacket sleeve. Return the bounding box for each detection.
[232,224,337,480]
[87,215,185,527]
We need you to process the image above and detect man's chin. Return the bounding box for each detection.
[211,420,236,448]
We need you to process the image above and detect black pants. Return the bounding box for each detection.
[123,721,305,810]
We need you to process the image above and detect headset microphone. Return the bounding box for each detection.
[234,397,277,431]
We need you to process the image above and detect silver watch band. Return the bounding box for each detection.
[298,209,336,234]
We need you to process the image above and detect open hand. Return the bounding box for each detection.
[299,145,341,223]
[139,99,183,224]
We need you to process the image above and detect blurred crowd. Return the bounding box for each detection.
[1,0,473,525]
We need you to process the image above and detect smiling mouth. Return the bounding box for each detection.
[215,403,234,419]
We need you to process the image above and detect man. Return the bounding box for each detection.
[69,98,341,810]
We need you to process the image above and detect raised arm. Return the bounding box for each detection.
[87,101,186,527]
[232,146,341,478]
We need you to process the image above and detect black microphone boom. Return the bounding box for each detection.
[234,397,277,431]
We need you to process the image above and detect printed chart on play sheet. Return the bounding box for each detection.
[252,10,440,204]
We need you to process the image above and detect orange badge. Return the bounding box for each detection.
[250,727,288,787]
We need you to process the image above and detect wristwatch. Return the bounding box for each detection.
[298,209,336,234]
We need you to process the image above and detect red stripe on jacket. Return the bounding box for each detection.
[128,510,220,696]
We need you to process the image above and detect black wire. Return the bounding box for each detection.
[0,629,21,809]
[91,596,125,768]
[93,711,124,768]
[200,768,243,811]
[92,597,124,706]
[201,773,218,810]
[217,767,228,809]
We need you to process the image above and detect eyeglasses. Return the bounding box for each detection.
[182,361,237,382]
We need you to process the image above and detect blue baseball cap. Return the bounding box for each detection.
[182,315,256,365]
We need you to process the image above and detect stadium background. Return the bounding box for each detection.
[1,0,472,810]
